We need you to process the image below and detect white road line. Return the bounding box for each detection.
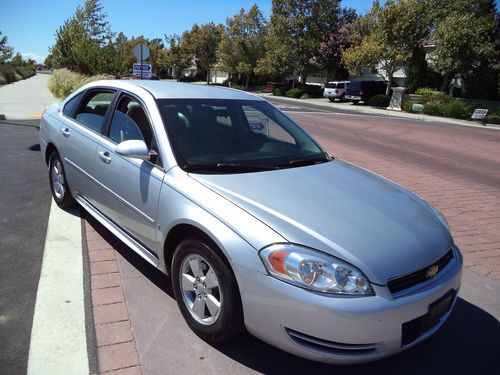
[27,199,88,375]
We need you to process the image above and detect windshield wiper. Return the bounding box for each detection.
[183,163,276,173]
[278,156,330,168]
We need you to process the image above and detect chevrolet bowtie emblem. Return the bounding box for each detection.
[426,265,439,278]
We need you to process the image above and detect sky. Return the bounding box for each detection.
[1,0,498,63]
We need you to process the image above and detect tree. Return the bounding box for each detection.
[183,22,224,83]
[257,0,342,84]
[164,34,192,80]
[343,0,432,95]
[218,5,267,88]
[434,13,495,94]
[405,46,428,93]
[0,31,14,63]
[47,0,115,75]
[317,7,357,80]
[11,52,23,67]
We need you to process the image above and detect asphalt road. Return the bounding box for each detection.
[0,120,51,374]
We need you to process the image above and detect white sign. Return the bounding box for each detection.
[133,63,152,79]
[133,43,150,61]
[471,109,488,120]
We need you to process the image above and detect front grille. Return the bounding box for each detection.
[286,328,380,356]
[401,289,456,346]
[388,249,454,295]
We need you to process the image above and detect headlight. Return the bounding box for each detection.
[259,244,373,295]
[431,205,449,230]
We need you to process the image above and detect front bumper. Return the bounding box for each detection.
[232,248,462,364]
[345,95,362,101]
[323,91,340,98]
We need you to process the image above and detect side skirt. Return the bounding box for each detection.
[75,194,160,269]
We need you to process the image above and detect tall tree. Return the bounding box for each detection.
[164,34,192,80]
[183,22,224,83]
[0,31,14,63]
[317,7,357,80]
[342,0,432,95]
[257,0,342,84]
[47,0,115,75]
[218,5,267,88]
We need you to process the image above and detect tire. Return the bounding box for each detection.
[48,151,76,208]
[340,93,346,102]
[352,100,360,105]
[328,98,334,102]
[172,237,244,342]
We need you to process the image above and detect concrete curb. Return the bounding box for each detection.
[85,221,142,375]
[259,93,500,131]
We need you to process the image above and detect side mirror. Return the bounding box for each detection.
[115,140,150,160]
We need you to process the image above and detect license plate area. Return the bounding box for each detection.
[401,289,456,347]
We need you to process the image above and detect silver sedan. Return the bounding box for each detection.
[39,80,462,364]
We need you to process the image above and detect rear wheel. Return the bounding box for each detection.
[172,238,244,342]
[340,93,346,102]
[49,151,76,208]
[352,100,360,105]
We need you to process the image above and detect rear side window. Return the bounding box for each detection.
[75,91,114,132]
[63,92,83,117]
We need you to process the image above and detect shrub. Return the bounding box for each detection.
[442,101,475,119]
[423,103,445,117]
[49,68,115,99]
[0,65,18,84]
[285,88,304,98]
[369,95,390,108]
[415,87,451,104]
[15,67,36,79]
[486,114,500,124]
[273,86,286,96]
[403,100,416,112]
[300,93,310,99]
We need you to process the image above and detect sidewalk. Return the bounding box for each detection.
[258,93,500,130]
[0,73,59,120]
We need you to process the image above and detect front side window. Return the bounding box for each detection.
[63,92,83,117]
[75,91,114,132]
[157,99,329,173]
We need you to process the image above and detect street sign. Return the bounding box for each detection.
[471,109,488,120]
[133,43,150,61]
[132,63,152,79]
[133,43,150,79]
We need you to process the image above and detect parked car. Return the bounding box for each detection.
[323,81,350,102]
[345,80,387,104]
[40,80,462,364]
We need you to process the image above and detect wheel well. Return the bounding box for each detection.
[163,224,230,275]
[45,143,57,165]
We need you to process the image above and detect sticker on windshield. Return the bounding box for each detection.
[248,119,269,135]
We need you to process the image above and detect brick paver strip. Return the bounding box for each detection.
[85,222,142,374]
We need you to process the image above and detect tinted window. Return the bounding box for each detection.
[108,96,154,149]
[348,81,362,89]
[63,92,83,117]
[75,91,114,132]
[157,99,328,173]
[325,82,337,88]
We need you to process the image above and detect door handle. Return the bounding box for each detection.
[98,151,112,164]
[61,127,70,138]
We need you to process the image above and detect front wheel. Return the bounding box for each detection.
[48,151,76,208]
[172,238,244,342]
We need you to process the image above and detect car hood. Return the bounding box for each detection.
[189,159,452,285]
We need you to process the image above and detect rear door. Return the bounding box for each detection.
[93,93,164,252]
[58,89,117,207]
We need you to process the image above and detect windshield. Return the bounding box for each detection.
[157,99,329,173]
[325,82,338,88]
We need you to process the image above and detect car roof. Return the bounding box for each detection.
[84,80,263,101]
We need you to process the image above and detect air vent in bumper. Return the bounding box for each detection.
[286,328,381,357]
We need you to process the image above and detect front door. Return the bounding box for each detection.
[93,94,164,252]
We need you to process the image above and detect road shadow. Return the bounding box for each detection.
[0,119,40,129]
[28,144,41,151]
[83,212,499,374]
